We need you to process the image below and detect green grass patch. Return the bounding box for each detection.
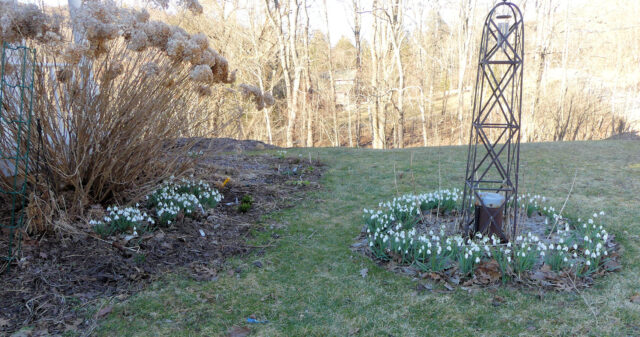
[95,140,640,336]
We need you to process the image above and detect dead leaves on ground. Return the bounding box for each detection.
[474,259,502,285]
[353,232,622,293]
[95,305,113,319]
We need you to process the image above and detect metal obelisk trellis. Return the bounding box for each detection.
[461,1,524,241]
[0,43,36,274]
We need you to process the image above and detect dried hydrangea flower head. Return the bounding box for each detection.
[239,83,275,110]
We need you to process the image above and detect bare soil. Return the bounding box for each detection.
[0,139,323,335]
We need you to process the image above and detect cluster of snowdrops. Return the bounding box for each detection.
[363,189,612,282]
[90,177,222,237]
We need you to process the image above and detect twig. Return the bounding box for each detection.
[307,230,317,239]
[410,151,417,195]
[90,235,139,253]
[393,162,399,196]
[567,272,599,326]
[547,169,578,239]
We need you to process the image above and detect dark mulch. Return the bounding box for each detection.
[0,139,323,335]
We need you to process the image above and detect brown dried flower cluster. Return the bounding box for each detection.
[0,0,233,85]
[0,0,62,44]
[2,0,270,108]
[239,84,275,110]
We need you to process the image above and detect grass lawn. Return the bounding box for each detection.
[95,140,640,336]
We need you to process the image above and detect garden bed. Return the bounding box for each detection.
[0,139,323,335]
[353,190,622,292]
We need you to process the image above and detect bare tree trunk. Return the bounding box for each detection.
[352,0,363,147]
[322,0,339,147]
[558,0,570,136]
[455,0,477,145]
[265,0,302,147]
[388,0,405,148]
[303,0,313,147]
[370,0,384,149]
[528,0,557,142]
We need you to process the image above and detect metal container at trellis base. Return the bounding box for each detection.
[474,192,507,241]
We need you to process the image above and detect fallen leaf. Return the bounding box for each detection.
[227,325,251,337]
[350,241,367,249]
[95,305,113,319]
[492,296,505,307]
[415,282,433,294]
[443,283,454,291]
[530,271,545,281]
[449,274,460,285]
[360,268,368,278]
[474,259,502,284]
[631,294,640,304]
[604,259,621,272]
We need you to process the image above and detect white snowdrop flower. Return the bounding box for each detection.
[591,252,597,258]
[584,236,589,242]
[599,211,605,216]
[593,213,598,218]
[573,253,577,258]
[586,260,591,266]
[573,244,578,250]
[588,219,594,224]
[604,250,608,256]
[475,257,480,263]
[585,249,591,255]
[507,256,511,263]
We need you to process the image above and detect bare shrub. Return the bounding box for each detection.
[0,0,245,234]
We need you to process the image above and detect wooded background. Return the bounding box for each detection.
[165,0,638,148]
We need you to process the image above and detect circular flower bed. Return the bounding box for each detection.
[356,189,621,290]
